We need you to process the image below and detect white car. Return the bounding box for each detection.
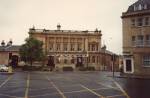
[0,65,9,72]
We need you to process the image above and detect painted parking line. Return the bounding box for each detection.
[114,81,130,98]
[46,76,67,98]
[80,84,105,98]
[25,72,30,98]
[0,75,12,88]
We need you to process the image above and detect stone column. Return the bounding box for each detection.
[54,37,56,52]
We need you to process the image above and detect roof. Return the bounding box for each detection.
[126,0,150,13]
[0,45,20,52]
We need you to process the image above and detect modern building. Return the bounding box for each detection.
[122,0,150,75]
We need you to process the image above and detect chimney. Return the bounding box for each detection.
[57,24,61,30]
[1,40,5,46]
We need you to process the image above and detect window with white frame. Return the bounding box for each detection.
[137,35,144,46]
[143,55,150,66]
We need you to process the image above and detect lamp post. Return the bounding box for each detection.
[86,51,89,68]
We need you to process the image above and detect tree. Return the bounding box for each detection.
[19,37,44,66]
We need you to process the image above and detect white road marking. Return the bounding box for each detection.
[46,76,67,98]
[0,75,12,88]
[25,72,30,98]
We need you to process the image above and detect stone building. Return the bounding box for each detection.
[0,40,20,67]
[29,25,103,70]
[122,0,150,75]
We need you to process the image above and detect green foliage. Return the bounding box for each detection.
[19,37,44,65]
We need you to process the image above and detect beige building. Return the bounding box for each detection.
[0,41,19,67]
[122,0,150,75]
[29,25,104,70]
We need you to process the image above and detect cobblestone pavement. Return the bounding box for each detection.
[0,72,129,98]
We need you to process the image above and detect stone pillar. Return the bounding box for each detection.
[54,37,56,52]
[61,37,63,51]
[75,38,78,51]
[68,37,71,51]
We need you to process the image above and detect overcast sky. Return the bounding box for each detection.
[0,0,137,54]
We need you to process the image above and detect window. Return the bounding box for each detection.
[92,44,95,51]
[138,4,142,10]
[131,19,135,26]
[64,59,67,64]
[137,35,144,46]
[132,36,136,41]
[145,17,149,26]
[77,43,82,51]
[71,57,74,64]
[144,4,147,9]
[132,36,136,46]
[92,56,95,63]
[137,18,143,26]
[143,55,150,66]
[63,43,68,51]
[146,35,150,46]
[56,43,61,51]
[49,43,53,51]
[70,44,75,51]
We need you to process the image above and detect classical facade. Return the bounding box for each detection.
[122,0,150,75]
[29,25,103,70]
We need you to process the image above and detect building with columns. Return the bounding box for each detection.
[29,25,103,70]
[122,0,150,75]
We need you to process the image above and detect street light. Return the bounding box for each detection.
[86,51,89,68]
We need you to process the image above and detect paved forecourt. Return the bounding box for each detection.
[0,72,129,98]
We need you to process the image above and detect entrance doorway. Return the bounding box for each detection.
[76,57,83,67]
[47,56,55,67]
[11,55,19,68]
[123,58,134,73]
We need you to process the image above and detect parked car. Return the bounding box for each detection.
[0,65,9,72]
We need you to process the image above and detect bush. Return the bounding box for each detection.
[63,66,74,71]
[22,65,42,71]
[78,66,96,71]
[87,66,95,71]
[78,67,87,71]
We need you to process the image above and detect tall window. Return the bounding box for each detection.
[63,43,68,51]
[49,43,53,51]
[137,35,144,46]
[137,18,143,26]
[92,44,95,51]
[70,44,75,51]
[131,19,135,26]
[132,36,136,46]
[145,17,149,26]
[77,43,82,51]
[143,55,150,66]
[146,35,150,46]
[92,56,95,63]
[56,43,61,51]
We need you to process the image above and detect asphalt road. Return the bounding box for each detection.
[0,72,129,98]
